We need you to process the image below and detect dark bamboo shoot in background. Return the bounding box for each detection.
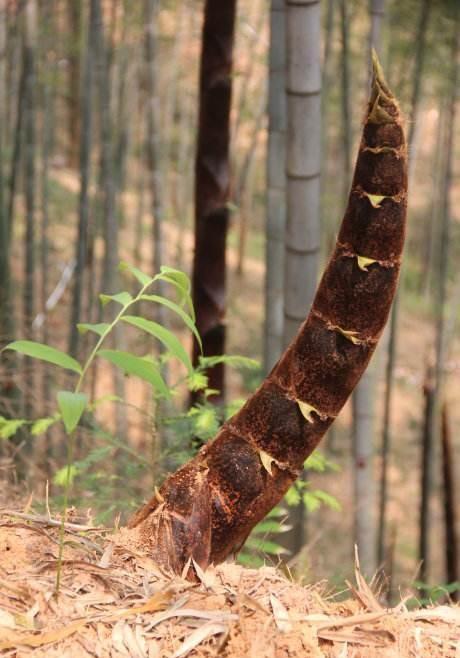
[191,0,236,404]
[419,366,434,583]
[441,403,459,602]
[128,56,408,574]
[378,0,432,567]
[418,17,459,581]
[68,0,97,358]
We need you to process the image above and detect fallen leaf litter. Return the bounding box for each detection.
[0,510,459,657]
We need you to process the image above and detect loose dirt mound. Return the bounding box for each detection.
[0,510,459,657]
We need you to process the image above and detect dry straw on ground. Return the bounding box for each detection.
[0,509,459,657]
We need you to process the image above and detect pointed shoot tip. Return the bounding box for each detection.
[371,48,392,97]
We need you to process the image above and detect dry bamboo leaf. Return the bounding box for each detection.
[270,594,292,632]
[407,606,460,623]
[317,610,388,631]
[181,556,192,581]
[368,96,393,124]
[191,558,214,589]
[123,622,147,658]
[364,193,387,209]
[336,644,349,658]
[146,608,237,631]
[12,610,36,631]
[98,541,114,568]
[298,613,334,624]
[259,450,276,476]
[334,326,363,344]
[112,621,129,655]
[0,619,87,650]
[317,628,390,647]
[296,400,322,424]
[147,639,161,658]
[353,548,382,612]
[171,621,227,658]
[0,609,16,630]
[238,592,269,614]
[107,589,173,622]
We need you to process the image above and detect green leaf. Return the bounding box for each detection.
[305,451,326,472]
[187,370,208,392]
[244,537,289,556]
[31,415,60,436]
[254,520,291,535]
[310,489,342,511]
[140,294,202,351]
[189,405,219,440]
[156,267,194,319]
[57,391,88,434]
[305,450,340,473]
[303,492,321,513]
[98,350,170,398]
[159,266,191,294]
[99,291,132,307]
[54,464,79,487]
[0,418,27,440]
[225,397,246,419]
[77,322,110,337]
[3,341,82,374]
[199,355,259,370]
[121,315,192,373]
[284,485,301,507]
[88,394,122,411]
[119,261,152,287]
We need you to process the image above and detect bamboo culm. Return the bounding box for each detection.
[264,0,286,373]
[191,0,237,404]
[128,57,408,575]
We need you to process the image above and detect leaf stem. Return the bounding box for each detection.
[75,278,155,393]
[55,429,76,596]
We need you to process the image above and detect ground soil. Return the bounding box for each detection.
[0,513,459,657]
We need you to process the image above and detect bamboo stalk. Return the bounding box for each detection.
[264,0,286,373]
[191,0,237,404]
[440,402,459,602]
[128,57,408,575]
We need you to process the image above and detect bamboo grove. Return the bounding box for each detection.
[0,0,458,596]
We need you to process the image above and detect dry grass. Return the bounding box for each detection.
[0,510,459,657]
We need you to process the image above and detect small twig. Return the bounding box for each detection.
[0,510,105,532]
[317,609,389,631]
[32,259,76,330]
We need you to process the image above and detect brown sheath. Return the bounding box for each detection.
[128,54,408,574]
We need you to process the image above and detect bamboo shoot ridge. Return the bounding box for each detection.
[128,55,408,573]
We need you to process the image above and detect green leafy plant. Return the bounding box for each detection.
[410,580,460,607]
[2,262,200,592]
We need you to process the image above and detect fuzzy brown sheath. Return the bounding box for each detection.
[128,56,408,573]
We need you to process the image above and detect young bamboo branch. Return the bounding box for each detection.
[128,55,408,575]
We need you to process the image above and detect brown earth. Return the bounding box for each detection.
[0,512,459,657]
